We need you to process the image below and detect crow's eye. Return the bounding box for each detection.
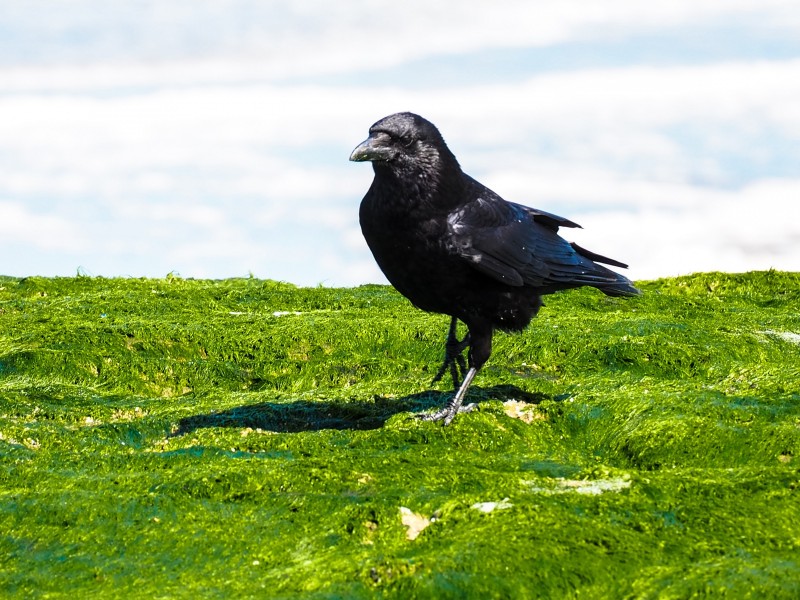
[381,129,414,148]
[378,131,404,146]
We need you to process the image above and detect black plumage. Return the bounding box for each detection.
[350,112,639,424]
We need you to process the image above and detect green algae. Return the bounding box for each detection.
[0,271,798,598]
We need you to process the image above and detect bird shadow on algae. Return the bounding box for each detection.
[173,385,551,436]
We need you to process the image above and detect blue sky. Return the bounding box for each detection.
[1,0,799,285]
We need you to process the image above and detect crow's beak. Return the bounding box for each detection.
[349,134,395,162]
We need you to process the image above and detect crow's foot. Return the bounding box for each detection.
[419,366,479,425]
[418,402,477,425]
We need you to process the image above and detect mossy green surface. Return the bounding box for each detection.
[1,271,798,598]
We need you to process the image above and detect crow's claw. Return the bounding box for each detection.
[418,402,477,425]
[419,366,479,425]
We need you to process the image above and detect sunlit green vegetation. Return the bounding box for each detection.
[1,271,798,598]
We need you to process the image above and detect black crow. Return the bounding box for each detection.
[350,112,639,424]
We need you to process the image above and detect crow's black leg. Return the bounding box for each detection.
[422,321,491,425]
[431,316,470,389]
[420,367,479,425]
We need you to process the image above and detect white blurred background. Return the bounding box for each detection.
[1,0,799,285]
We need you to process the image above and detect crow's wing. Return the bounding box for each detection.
[446,180,627,289]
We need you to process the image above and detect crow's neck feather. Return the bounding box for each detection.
[370,151,464,215]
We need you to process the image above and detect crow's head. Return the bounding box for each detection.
[350,112,459,177]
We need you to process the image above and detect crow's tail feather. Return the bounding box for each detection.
[570,242,641,297]
[598,278,641,297]
[570,242,628,269]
